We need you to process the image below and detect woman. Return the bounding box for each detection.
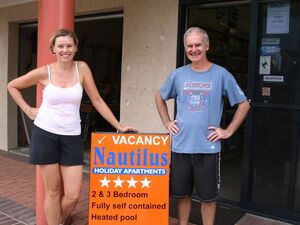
[7,29,137,225]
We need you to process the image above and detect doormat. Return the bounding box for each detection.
[169,198,244,225]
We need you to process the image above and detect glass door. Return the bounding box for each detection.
[248,0,300,219]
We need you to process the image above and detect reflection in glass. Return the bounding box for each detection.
[252,108,293,209]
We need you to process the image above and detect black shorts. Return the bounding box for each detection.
[29,125,84,166]
[170,152,220,202]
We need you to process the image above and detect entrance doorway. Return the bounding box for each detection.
[75,13,123,152]
[182,0,300,222]
[16,13,123,161]
[185,1,251,203]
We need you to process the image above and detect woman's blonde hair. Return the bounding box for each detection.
[49,29,79,53]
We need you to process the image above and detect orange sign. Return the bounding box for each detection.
[89,133,170,225]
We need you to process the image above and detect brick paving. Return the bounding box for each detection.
[0,211,27,225]
[0,151,193,225]
[0,151,88,225]
[0,150,293,225]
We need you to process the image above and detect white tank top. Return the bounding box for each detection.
[34,62,83,135]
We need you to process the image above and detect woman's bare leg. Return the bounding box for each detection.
[59,165,83,223]
[40,164,62,225]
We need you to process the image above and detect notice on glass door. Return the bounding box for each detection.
[260,38,281,75]
[259,56,271,75]
[266,1,290,34]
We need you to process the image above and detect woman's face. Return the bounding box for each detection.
[52,35,77,62]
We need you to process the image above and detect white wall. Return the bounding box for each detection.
[0,2,38,151]
[0,18,10,151]
[120,0,177,132]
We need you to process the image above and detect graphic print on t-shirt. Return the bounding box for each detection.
[183,81,212,112]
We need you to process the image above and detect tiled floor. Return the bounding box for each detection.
[236,214,293,225]
[0,211,29,225]
[0,150,294,225]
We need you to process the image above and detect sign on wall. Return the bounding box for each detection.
[88,133,170,225]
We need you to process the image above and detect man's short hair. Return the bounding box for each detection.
[183,27,209,47]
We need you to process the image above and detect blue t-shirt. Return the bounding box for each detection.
[160,64,247,153]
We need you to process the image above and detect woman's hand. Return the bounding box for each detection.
[26,107,39,121]
[118,125,139,133]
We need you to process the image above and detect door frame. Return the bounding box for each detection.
[178,0,253,206]
[178,0,300,223]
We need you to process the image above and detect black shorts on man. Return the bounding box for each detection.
[170,152,220,202]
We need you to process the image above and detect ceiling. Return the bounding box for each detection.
[0,0,36,8]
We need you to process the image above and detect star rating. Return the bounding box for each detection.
[99,176,110,188]
[99,176,152,188]
[113,176,125,188]
[140,177,151,188]
[127,176,138,188]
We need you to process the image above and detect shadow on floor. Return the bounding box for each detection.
[169,198,244,225]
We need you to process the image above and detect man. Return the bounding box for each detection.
[155,27,250,225]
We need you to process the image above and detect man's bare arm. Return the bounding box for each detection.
[155,90,179,134]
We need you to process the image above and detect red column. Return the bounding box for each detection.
[36,1,74,224]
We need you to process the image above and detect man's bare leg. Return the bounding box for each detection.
[178,197,192,225]
[201,201,216,225]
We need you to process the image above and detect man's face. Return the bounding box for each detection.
[184,32,209,63]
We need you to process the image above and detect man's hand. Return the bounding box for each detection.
[165,120,179,135]
[207,126,232,142]
[207,100,250,142]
